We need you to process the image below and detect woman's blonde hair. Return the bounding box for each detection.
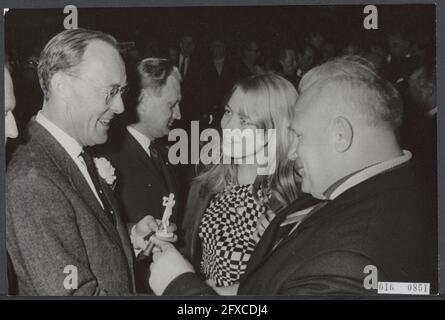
[195,72,300,208]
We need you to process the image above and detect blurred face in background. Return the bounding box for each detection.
[211,40,226,60]
[298,46,315,72]
[342,41,361,55]
[321,42,336,62]
[243,41,259,65]
[168,47,179,62]
[180,36,195,57]
[388,34,410,58]
[407,67,436,114]
[5,68,18,142]
[280,49,298,76]
[308,33,325,50]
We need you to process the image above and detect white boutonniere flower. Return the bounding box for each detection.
[94,157,117,187]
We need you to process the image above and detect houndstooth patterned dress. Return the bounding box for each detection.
[198,184,266,287]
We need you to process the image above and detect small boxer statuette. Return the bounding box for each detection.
[156,193,175,240]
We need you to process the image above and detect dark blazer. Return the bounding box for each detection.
[164,162,437,295]
[6,121,135,296]
[404,113,437,181]
[94,127,183,224]
[93,126,185,293]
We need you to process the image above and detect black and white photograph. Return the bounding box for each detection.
[2,1,441,299]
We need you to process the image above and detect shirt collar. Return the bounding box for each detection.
[36,111,83,158]
[324,150,412,200]
[127,125,151,151]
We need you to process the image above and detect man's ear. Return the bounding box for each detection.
[50,72,70,99]
[332,116,353,153]
[138,93,150,114]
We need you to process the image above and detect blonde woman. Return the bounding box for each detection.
[180,73,300,293]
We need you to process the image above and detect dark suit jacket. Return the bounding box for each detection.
[6,121,135,296]
[164,162,437,295]
[403,113,437,180]
[93,127,185,293]
[94,128,183,224]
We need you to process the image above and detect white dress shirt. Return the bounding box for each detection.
[36,112,104,208]
[126,126,151,156]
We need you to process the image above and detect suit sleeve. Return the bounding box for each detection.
[278,250,379,295]
[7,174,109,296]
[163,272,218,296]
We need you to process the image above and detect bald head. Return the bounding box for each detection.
[289,55,403,199]
[298,55,403,132]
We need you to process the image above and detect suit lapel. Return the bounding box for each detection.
[242,195,320,280]
[30,121,125,246]
[155,145,179,196]
[88,150,136,288]
[242,210,283,279]
[125,133,169,192]
[274,200,330,251]
[95,171,119,224]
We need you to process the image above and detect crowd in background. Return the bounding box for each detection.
[6,23,437,180]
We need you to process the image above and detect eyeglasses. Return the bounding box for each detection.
[66,73,128,105]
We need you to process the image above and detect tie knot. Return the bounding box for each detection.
[80,149,93,163]
[149,142,158,159]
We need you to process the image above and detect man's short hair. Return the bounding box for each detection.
[136,58,181,100]
[299,55,403,132]
[38,28,118,101]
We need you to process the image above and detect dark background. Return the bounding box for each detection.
[4,5,435,61]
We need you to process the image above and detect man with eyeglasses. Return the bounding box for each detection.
[6,28,170,295]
